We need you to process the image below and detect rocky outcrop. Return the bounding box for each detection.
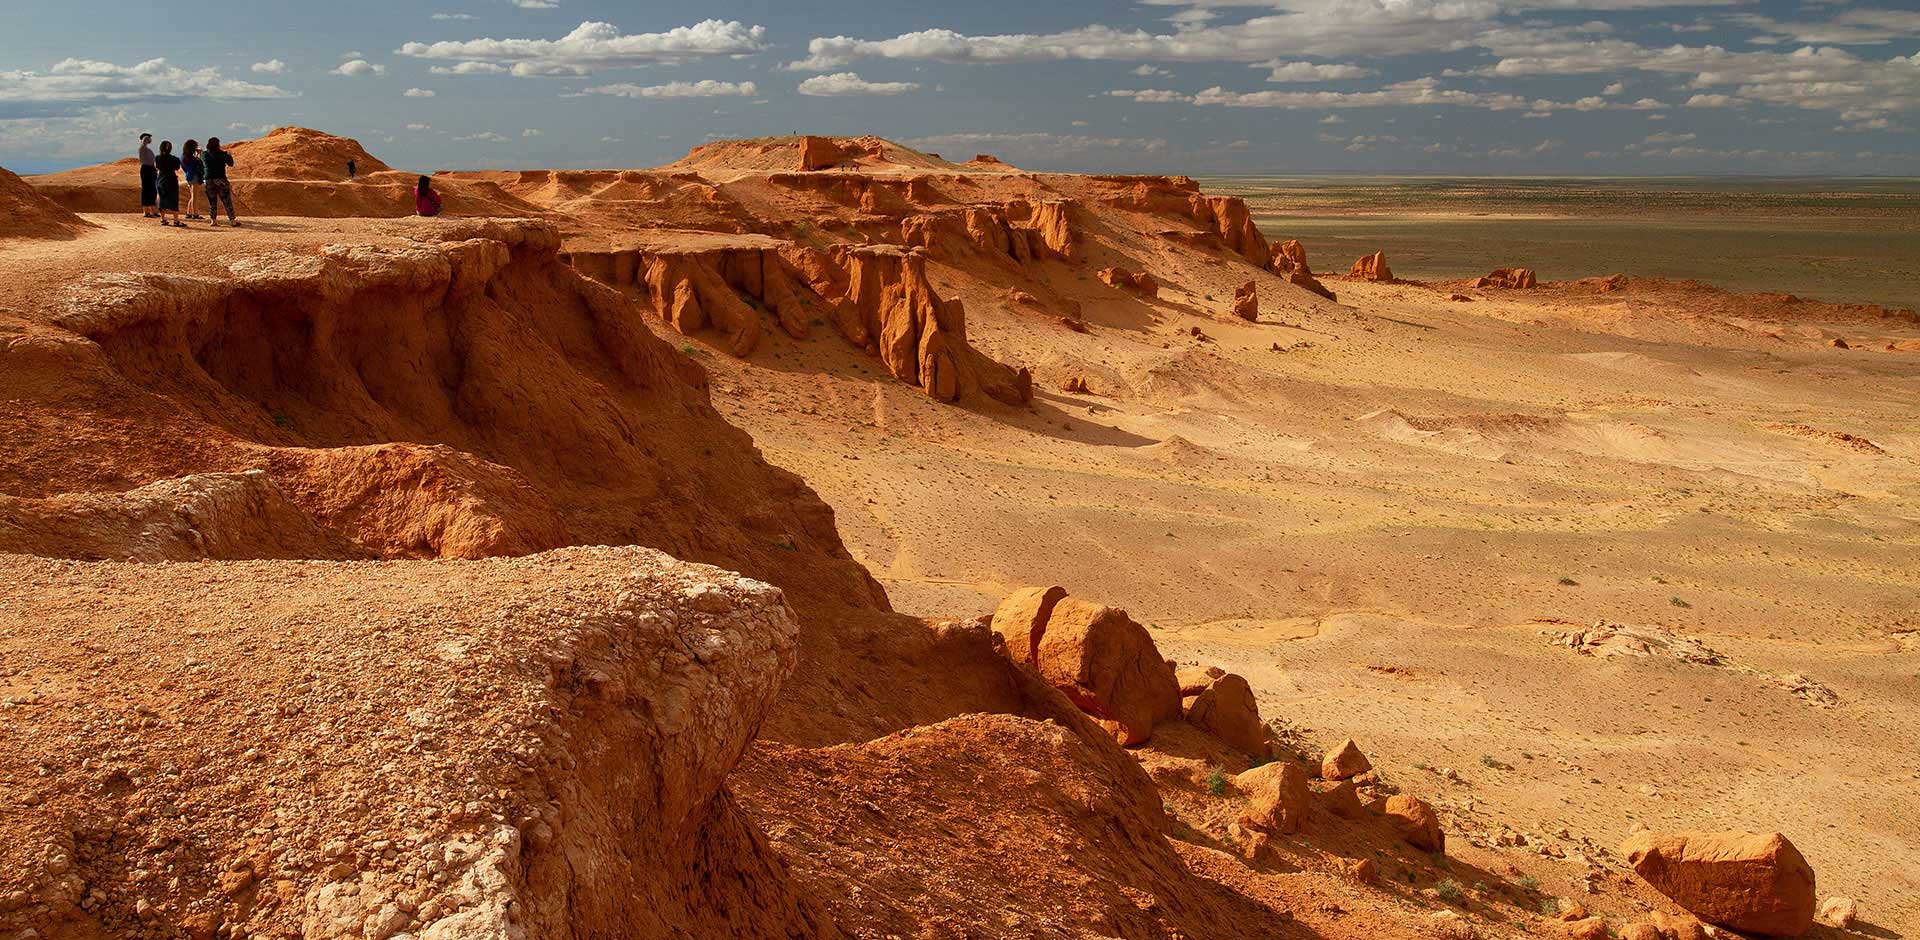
[0,546,836,940]
[1232,281,1259,321]
[1271,239,1337,301]
[989,587,1182,746]
[1348,251,1393,282]
[798,135,844,171]
[1476,267,1537,289]
[569,241,1031,406]
[1182,671,1267,753]
[0,470,361,561]
[1622,830,1817,936]
[1385,795,1444,852]
[1099,266,1160,298]
[900,198,1076,267]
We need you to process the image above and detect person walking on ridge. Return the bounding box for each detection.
[182,140,205,220]
[202,137,237,226]
[137,133,157,218]
[154,140,184,227]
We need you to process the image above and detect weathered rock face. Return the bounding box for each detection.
[1270,239,1337,300]
[1322,739,1372,780]
[0,547,836,940]
[569,242,1031,406]
[0,470,362,561]
[798,135,845,171]
[1236,761,1311,834]
[1232,281,1259,321]
[989,589,1182,746]
[1182,672,1267,753]
[900,198,1077,267]
[1476,267,1537,289]
[1621,830,1817,937]
[1348,251,1393,282]
[1314,780,1364,819]
[1,163,94,241]
[1385,795,1445,852]
[1099,266,1160,298]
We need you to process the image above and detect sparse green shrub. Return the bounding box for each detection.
[1670,596,1691,608]
[1206,767,1228,796]
[1558,576,1578,586]
[1539,897,1561,916]
[1436,879,1465,904]
[1517,875,1540,891]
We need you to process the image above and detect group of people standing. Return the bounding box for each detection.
[136,131,446,223]
[138,132,237,227]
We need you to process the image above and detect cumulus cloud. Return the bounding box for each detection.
[405,87,436,97]
[332,59,387,76]
[1134,65,1170,76]
[796,72,921,96]
[521,128,543,136]
[432,12,476,20]
[573,79,759,98]
[512,0,558,7]
[453,131,510,141]
[0,58,295,106]
[397,19,768,77]
[251,59,287,75]
[406,122,432,130]
[1254,59,1377,81]
[901,131,1169,158]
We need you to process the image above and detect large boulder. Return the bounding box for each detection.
[1098,266,1160,298]
[1384,795,1444,852]
[990,590,1181,746]
[1231,280,1258,321]
[1322,739,1372,780]
[1621,831,1816,937]
[1235,761,1310,834]
[1182,672,1267,753]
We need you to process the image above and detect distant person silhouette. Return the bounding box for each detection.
[415,175,442,217]
[137,133,156,218]
[154,140,184,227]
[181,140,204,220]
[202,137,237,226]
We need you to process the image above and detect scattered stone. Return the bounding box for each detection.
[1621,830,1816,937]
[1098,266,1160,298]
[1620,923,1665,940]
[1474,267,1537,289]
[1447,293,1473,302]
[1314,780,1363,819]
[1060,376,1091,395]
[1817,897,1857,929]
[1563,917,1610,940]
[1345,858,1378,885]
[990,589,1181,746]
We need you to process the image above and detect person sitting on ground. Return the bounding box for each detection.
[414,175,442,217]
[202,137,237,226]
[153,140,185,228]
[181,140,204,220]
[137,133,157,218]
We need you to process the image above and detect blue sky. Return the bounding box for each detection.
[2,0,1915,175]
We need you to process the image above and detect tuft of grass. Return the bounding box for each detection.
[1435,878,1465,905]
[1480,754,1498,768]
[1669,596,1691,608]
[1413,761,1430,771]
[1558,576,1579,586]
[678,343,695,354]
[1206,767,1228,796]
[1517,875,1540,891]
[1539,897,1561,917]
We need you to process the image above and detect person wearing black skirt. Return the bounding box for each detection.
[138,133,157,217]
[154,140,184,227]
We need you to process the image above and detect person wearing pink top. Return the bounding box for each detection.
[415,175,443,217]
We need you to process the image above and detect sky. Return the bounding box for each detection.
[1,0,1916,176]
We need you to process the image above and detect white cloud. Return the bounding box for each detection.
[0,58,295,105]
[1602,80,1624,94]
[432,12,476,20]
[901,131,1169,158]
[1319,113,1345,123]
[0,105,140,161]
[332,59,387,77]
[512,0,558,7]
[521,128,543,136]
[796,72,921,96]
[407,122,433,130]
[251,59,287,75]
[454,131,510,141]
[573,79,758,98]
[397,19,768,77]
[430,61,510,75]
[1685,92,1746,107]
[1134,65,1170,76]
[405,87,436,97]
[1254,59,1377,82]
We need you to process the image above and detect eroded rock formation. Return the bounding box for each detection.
[1622,830,1817,937]
[1232,281,1259,321]
[1349,250,1393,282]
[989,587,1182,746]
[1099,266,1160,298]
[1477,267,1538,289]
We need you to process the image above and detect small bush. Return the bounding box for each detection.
[1558,576,1578,586]
[1539,897,1561,916]
[1435,878,1465,904]
[679,344,695,354]
[1480,754,1498,768]
[1517,875,1540,891]
[1669,596,1691,608]
[1206,767,1228,796]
